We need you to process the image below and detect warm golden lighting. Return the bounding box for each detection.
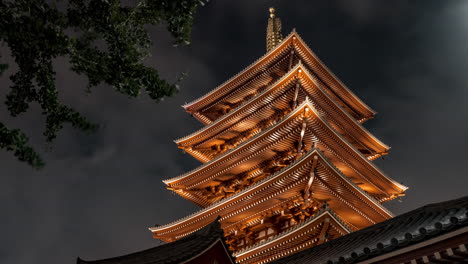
[153,7,407,263]
[269,7,275,18]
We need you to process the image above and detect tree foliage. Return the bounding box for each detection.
[0,0,206,168]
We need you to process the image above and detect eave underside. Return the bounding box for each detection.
[151,148,392,244]
[166,102,405,206]
[177,64,388,164]
[233,210,350,264]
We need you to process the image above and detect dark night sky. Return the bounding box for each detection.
[1,1,468,264]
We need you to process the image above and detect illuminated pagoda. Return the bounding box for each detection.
[149,7,408,264]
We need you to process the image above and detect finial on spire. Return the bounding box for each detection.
[266,7,283,52]
[269,7,276,18]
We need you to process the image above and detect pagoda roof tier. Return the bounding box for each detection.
[183,30,375,124]
[190,48,295,125]
[150,147,394,243]
[233,209,350,264]
[165,101,406,204]
[217,149,394,235]
[176,64,389,163]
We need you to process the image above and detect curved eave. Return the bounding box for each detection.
[311,104,407,194]
[298,66,389,152]
[291,31,376,118]
[163,99,313,186]
[296,99,405,195]
[175,63,389,156]
[183,31,296,112]
[314,149,393,218]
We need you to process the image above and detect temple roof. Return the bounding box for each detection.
[183,30,376,123]
[271,195,468,264]
[77,218,234,264]
[176,64,389,163]
[165,100,406,201]
[150,145,394,241]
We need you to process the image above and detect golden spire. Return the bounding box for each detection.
[266,7,283,52]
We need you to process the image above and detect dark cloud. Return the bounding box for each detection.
[1,1,467,264]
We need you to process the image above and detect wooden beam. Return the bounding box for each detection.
[317,217,330,245]
[292,82,300,109]
[288,49,295,70]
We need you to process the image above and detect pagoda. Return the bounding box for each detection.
[150,8,408,264]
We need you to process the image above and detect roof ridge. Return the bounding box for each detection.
[183,30,297,110]
[292,32,376,116]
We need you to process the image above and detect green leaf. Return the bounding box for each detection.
[0,122,44,169]
[0,0,208,167]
